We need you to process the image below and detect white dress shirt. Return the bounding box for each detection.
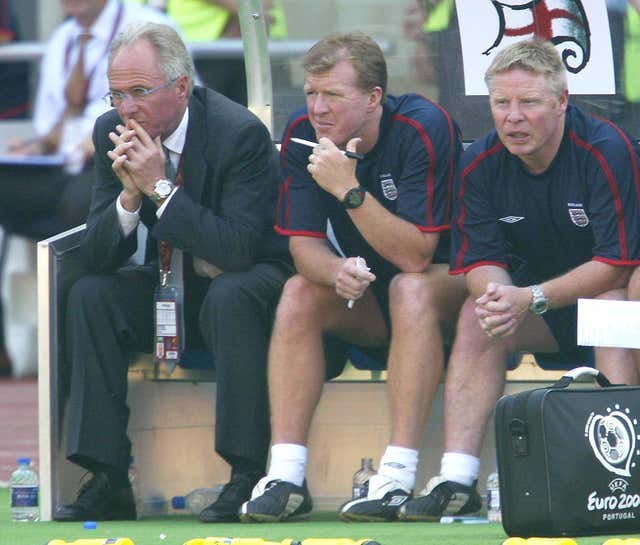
[33,0,178,144]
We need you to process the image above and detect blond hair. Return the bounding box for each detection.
[484,39,567,98]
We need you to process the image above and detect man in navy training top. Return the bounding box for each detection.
[239,31,465,523]
[396,38,640,522]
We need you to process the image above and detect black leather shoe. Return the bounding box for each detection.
[54,472,136,521]
[199,471,261,523]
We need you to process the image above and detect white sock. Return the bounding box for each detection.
[440,452,480,487]
[377,445,419,491]
[266,443,307,486]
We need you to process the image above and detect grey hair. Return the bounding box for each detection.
[484,39,568,99]
[109,21,196,94]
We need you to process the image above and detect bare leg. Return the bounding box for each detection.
[388,267,467,448]
[444,298,558,456]
[268,274,388,445]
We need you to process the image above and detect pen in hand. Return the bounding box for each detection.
[348,256,370,309]
[290,137,364,160]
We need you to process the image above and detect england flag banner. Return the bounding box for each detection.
[455,0,615,95]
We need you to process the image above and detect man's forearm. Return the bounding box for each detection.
[540,260,632,310]
[347,190,437,273]
[290,236,345,288]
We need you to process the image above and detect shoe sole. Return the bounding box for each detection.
[239,510,311,523]
[339,511,397,522]
[396,512,440,522]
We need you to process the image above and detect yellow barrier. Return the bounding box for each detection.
[602,539,640,545]
[502,539,577,545]
[183,539,380,545]
[47,537,135,545]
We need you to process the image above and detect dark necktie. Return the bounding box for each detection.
[65,33,92,114]
[164,146,177,181]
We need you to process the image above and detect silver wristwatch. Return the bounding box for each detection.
[151,178,175,204]
[529,284,549,315]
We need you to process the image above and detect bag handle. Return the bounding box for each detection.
[551,366,613,389]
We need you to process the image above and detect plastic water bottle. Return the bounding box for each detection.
[486,469,501,522]
[352,457,376,500]
[182,485,225,515]
[10,457,39,521]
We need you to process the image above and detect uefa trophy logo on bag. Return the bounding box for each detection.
[584,404,640,520]
[587,406,638,478]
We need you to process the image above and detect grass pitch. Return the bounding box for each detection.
[1,488,638,545]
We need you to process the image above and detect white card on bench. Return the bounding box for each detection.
[577,298,640,349]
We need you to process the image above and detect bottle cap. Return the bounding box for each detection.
[17,457,31,465]
[83,520,97,529]
[171,495,186,509]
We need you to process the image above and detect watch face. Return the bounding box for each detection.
[344,187,365,209]
[532,300,548,313]
[155,180,173,198]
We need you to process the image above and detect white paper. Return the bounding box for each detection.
[455,0,615,96]
[0,154,65,166]
[577,299,640,349]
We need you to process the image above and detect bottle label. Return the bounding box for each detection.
[11,485,38,508]
[487,489,500,510]
[353,484,367,499]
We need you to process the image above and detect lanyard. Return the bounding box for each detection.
[158,151,185,286]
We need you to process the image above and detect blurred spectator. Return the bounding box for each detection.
[0,0,176,377]
[165,0,286,105]
[3,0,177,237]
[0,0,30,375]
[623,0,640,134]
[0,0,30,120]
[403,0,492,140]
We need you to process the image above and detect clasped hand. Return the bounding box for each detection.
[334,257,376,304]
[307,137,361,199]
[107,119,165,204]
[475,282,531,339]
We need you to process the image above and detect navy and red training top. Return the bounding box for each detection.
[451,104,640,285]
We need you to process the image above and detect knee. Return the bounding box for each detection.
[201,273,247,316]
[388,272,438,319]
[628,267,640,301]
[453,297,489,348]
[594,287,627,301]
[275,274,329,325]
[67,275,111,312]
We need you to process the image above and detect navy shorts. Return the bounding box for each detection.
[324,276,392,378]
[538,304,594,368]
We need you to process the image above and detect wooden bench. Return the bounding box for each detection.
[36,224,593,519]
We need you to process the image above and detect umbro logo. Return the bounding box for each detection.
[386,495,408,507]
[498,216,524,223]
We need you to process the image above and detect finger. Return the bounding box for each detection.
[111,154,127,171]
[489,317,518,338]
[483,312,513,329]
[484,299,511,313]
[353,269,376,283]
[127,119,153,146]
[346,137,362,154]
[486,282,499,295]
[154,135,164,154]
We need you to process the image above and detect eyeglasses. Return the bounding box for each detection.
[103,78,178,107]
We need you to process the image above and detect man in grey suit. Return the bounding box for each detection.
[55,21,291,522]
